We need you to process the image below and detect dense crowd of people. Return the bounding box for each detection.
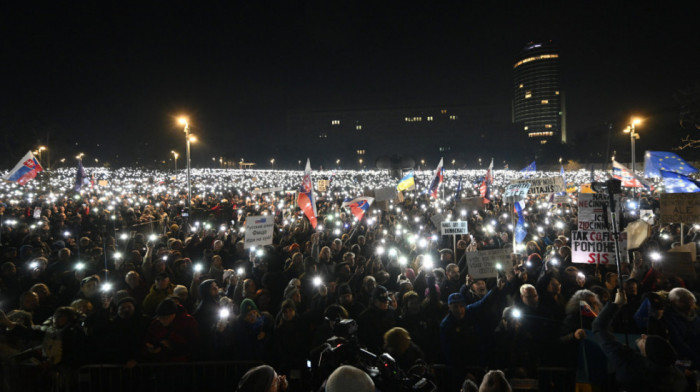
[0,166,698,391]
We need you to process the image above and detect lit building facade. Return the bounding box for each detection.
[512,42,566,144]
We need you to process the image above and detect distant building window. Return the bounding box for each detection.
[427,116,433,121]
[405,116,422,122]
[528,131,554,137]
[555,91,560,95]
[331,120,340,125]
[541,100,549,104]
[449,115,457,120]
[540,140,548,144]
[525,91,532,99]
[519,84,524,88]
[524,126,529,130]
[319,132,328,139]
[545,124,552,128]
[441,109,447,114]
[356,150,365,155]
[356,125,362,130]
[439,146,451,152]
[513,53,559,69]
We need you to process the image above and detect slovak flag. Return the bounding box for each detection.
[580,300,598,318]
[479,158,494,203]
[612,160,651,189]
[2,151,43,186]
[297,158,318,228]
[342,196,374,221]
[428,158,444,199]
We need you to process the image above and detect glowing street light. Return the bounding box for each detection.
[171,151,179,171]
[623,117,642,198]
[270,158,275,169]
[179,117,192,222]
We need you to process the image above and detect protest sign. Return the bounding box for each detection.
[430,213,445,228]
[243,215,275,249]
[659,193,700,224]
[640,209,655,225]
[503,182,530,202]
[98,180,109,187]
[625,220,651,250]
[553,194,571,204]
[571,230,627,264]
[509,177,564,195]
[669,242,697,262]
[316,180,329,192]
[33,207,42,219]
[661,252,697,280]
[441,221,468,235]
[577,193,621,231]
[374,186,398,202]
[466,248,511,279]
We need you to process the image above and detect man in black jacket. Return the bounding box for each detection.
[592,289,686,391]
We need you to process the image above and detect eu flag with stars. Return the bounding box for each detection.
[644,151,698,178]
[660,170,700,193]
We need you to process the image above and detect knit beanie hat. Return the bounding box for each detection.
[239,298,258,318]
[236,365,275,392]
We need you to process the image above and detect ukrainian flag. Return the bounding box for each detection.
[397,171,415,191]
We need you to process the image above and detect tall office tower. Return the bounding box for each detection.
[512,42,566,144]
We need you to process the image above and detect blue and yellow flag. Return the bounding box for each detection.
[397,171,415,191]
[644,151,698,178]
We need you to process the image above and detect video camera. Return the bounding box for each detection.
[317,319,436,392]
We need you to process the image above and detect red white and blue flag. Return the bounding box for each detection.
[612,160,651,189]
[428,158,444,199]
[297,158,318,229]
[479,158,493,203]
[580,300,598,318]
[342,196,374,221]
[2,151,43,186]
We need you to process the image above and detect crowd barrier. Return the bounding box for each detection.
[1,361,575,392]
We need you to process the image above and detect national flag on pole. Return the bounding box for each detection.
[342,196,374,221]
[397,171,415,191]
[428,158,444,199]
[454,177,463,201]
[612,160,651,189]
[74,160,88,192]
[644,151,698,178]
[520,161,536,177]
[514,200,527,243]
[660,170,700,193]
[2,151,43,186]
[297,158,318,228]
[580,301,598,318]
[479,158,494,203]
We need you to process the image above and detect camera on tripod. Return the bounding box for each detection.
[591,178,622,195]
[317,319,436,392]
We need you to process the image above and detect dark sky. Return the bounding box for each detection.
[2,2,698,167]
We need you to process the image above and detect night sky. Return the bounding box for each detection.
[2,2,698,168]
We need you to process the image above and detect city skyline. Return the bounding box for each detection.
[2,2,698,168]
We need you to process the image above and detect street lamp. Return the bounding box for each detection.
[171,151,179,171]
[451,159,456,169]
[36,146,47,169]
[359,158,363,168]
[179,117,192,220]
[623,117,642,175]
[76,153,85,160]
[270,158,275,169]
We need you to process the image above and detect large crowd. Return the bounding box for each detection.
[0,166,698,391]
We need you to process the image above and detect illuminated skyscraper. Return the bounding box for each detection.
[512,42,566,144]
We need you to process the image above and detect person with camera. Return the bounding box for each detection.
[592,288,686,391]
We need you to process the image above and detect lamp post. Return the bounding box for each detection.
[623,118,642,198]
[179,117,192,220]
[270,158,275,169]
[171,151,179,171]
[623,118,642,176]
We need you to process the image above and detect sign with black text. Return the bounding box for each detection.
[510,177,564,195]
[659,193,700,224]
[504,182,530,202]
[466,248,511,279]
[571,230,627,264]
[244,215,275,249]
[441,221,469,235]
[577,193,621,231]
